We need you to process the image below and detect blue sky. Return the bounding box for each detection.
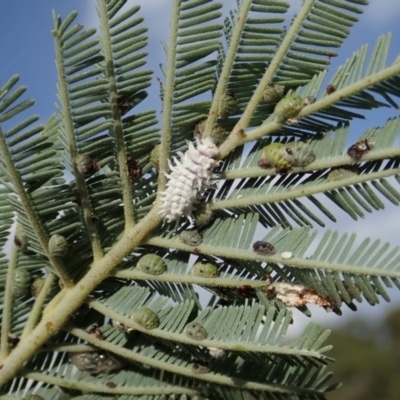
[1,1,400,333]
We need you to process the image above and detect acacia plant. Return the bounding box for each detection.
[1,0,400,398]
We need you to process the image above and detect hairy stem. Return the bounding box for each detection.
[88,299,330,360]
[219,0,315,158]
[20,370,201,396]
[243,62,400,146]
[203,0,252,136]
[0,244,18,360]
[69,327,326,396]
[157,0,181,193]
[97,0,136,228]
[21,273,56,339]
[52,17,103,262]
[146,237,400,278]
[212,166,400,212]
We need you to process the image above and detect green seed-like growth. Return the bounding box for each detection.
[184,322,208,340]
[191,262,219,278]
[150,144,161,170]
[195,206,214,227]
[274,95,305,123]
[258,142,292,171]
[31,277,46,298]
[13,268,32,298]
[48,234,68,257]
[131,307,160,330]
[69,351,124,375]
[194,119,229,145]
[179,230,202,246]
[282,141,316,167]
[261,83,285,104]
[137,254,166,275]
[76,153,99,177]
[328,166,359,181]
[218,91,237,120]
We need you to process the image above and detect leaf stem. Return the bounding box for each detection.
[0,244,18,360]
[218,0,315,158]
[242,62,400,147]
[114,269,268,288]
[20,273,56,339]
[97,0,136,228]
[0,210,161,387]
[52,18,104,262]
[88,299,330,360]
[212,166,400,211]
[157,0,181,193]
[146,237,400,278]
[68,327,327,396]
[19,369,201,396]
[203,0,253,136]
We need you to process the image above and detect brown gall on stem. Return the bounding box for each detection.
[347,139,373,160]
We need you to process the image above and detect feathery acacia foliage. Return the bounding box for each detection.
[0,0,400,398]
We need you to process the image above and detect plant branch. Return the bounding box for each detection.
[222,147,400,180]
[157,0,181,193]
[21,273,56,339]
[146,237,400,279]
[212,166,400,211]
[88,299,331,361]
[0,127,73,287]
[19,369,201,396]
[203,0,253,136]
[97,0,136,228]
[0,210,162,387]
[241,63,400,147]
[68,327,327,396]
[0,244,18,360]
[218,0,315,158]
[114,269,268,288]
[52,18,104,262]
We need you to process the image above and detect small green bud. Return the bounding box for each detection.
[137,254,166,275]
[131,307,159,330]
[191,262,219,278]
[48,234,68,257]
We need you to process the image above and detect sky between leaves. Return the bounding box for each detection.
[1,0,400,333]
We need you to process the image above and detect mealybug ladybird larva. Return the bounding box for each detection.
[179,230,202,246]
[159,138,219,224]
[48,234,68,257]
[191,262,219,278]
[13,268,32,297]
[184,322,208,340]
[137,254,166,275]
[131,307,159,330]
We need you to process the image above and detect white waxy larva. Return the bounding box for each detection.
[159,138,219,224]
